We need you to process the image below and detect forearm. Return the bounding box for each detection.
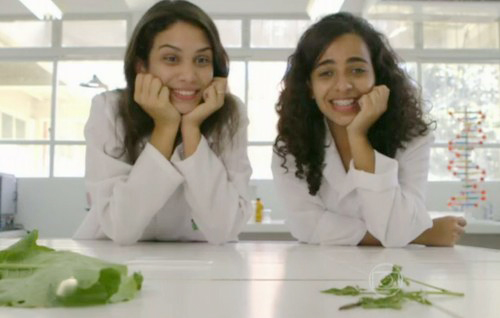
[358,231,382,246]
[347,132,375,173]
[150,123,179,160]
[181,122,202,158]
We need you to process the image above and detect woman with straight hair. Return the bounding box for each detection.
[74,0,252,245]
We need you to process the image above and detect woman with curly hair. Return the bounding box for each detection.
[74,0,252,245]
[272,12,466,247]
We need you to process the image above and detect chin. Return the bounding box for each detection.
[175,103,197,115]
[326,114,356,128]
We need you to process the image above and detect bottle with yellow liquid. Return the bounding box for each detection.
[255,198,263,223]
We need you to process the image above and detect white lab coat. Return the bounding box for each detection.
[272,128,434,247]
[73,91,253,245]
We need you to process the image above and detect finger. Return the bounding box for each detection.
[357,94,370,109]
[134,73,144,103]
[456,217,467,227]
[214,77,227,93]
[455,226,465,235]
[204,84,216,103]
[158,85,170,105]
[150,77,163,99]
[141,74,153,101]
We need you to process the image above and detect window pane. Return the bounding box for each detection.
[422,63,500,142]
[62,20,127,47]
[401,62,417,82]
[428,147,451,181]
[422,6,497,18]
[429,147,500,181]
[248,145,272,179]
[251,20,311,48]
[248,62,286,142]
[0,145,49,177]
[1,114,13,138]
[424,22,499,49]
[0,62,52,140]
[228,61,245,102]
[366,4,414,14]
[214,20,241,48]
[0,21,51,48]
[57,61,125,140]
[54,145,85,177]
[369,20,414,49]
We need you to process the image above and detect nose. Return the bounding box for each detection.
[335,75,353,91]
[177,62,197,83]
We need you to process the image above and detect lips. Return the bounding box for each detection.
[330,98,359,113]
[171,89,199,101]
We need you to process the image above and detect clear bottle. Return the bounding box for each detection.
[255,198,263,223]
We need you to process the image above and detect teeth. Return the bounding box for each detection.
[174,90,195,96]
[332,99,354,106]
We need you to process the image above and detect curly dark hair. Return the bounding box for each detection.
[274,12,433,195]
[118,0,239,163]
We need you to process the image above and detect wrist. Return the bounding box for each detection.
[412,227,432,245]
[181,117,201,132]
[153,121,179,135]
[346,126,368,139]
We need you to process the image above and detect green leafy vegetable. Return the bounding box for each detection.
[0,230,143,307]
[321,285,368,296]
[322,264,463,311]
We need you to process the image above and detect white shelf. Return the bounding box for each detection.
[429,211,500,234]
[244,220,287,233]
[243,213,500,235]
[0,229,27,238]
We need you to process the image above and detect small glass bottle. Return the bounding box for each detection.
[255,198,263,223]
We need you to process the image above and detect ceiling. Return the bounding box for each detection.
[1,0,499,19]
[0,0,373,17]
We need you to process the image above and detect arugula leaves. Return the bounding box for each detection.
[0,230,143,307]
[322,264,463,310]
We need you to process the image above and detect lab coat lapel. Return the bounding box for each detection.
[322,131,348,193]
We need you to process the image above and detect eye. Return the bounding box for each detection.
[162,55,178,63]
[195,55,211,65]
[351,67,367,75]
[318,70,334,78]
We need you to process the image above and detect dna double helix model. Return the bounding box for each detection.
[447,107,487,210]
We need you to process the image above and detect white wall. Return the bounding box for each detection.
[16,178,87,238]
[14,178,500,238]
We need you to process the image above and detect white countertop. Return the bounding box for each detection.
[0,239,499,317]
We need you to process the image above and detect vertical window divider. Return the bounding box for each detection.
[49,19,62,177]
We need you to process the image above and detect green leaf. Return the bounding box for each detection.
[0,230,143,307]
[322,285,366,296]
[359,291,406,310]
[404,291,432,306]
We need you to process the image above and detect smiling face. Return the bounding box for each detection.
[310,33,375,128]
[142,21,214,114]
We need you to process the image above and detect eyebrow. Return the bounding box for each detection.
[314,56,369,68]
[157,44,212,53]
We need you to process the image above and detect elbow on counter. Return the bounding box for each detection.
[378,233,414,248]
[204,229,233,245]
[106,225,143,246]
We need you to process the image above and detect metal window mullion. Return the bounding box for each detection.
[49,61,58,177]
[49,20,62,177]
[248,141,273,146]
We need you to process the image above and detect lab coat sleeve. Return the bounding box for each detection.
[76,92,184,245]
[172,98,253,245]
[271,151,367,245]
[341,133,434,247]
